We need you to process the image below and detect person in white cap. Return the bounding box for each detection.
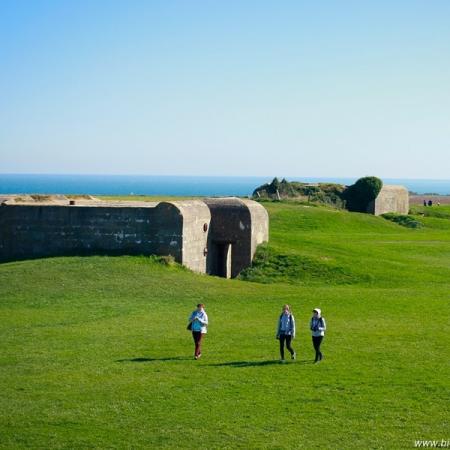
[310,308,326,363]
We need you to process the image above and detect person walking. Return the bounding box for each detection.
[276,304,296,362]
[188,303,208,360]
[310,308,326,363]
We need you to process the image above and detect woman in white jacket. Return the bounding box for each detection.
[188,303,208,360]
[310,308,326,363]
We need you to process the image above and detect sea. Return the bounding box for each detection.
[1,174,450,196]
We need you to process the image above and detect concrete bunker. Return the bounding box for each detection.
[366,185,409,216]
[0,197,268,278]
[204,198,268,278]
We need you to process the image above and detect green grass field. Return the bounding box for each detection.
[1,202,449,449]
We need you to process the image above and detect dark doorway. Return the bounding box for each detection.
[209,242,232,278]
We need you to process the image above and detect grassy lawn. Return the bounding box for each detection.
[1,202,449,448]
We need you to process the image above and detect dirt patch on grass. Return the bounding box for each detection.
[410,195,450,205]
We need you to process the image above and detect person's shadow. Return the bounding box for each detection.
[116,356,190,363]
[207,359,313,367]
[116,357,314,366]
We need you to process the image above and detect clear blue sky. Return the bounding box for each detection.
[1,0,449,178]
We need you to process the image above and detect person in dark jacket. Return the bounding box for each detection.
[310,308,326,363]
[276,304,296,362]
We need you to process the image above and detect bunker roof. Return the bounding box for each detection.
[0,195,163,208]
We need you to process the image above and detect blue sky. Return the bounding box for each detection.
[1,0,449,178]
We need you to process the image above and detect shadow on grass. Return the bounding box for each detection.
[208,359,314,367]
[116,356,190,363]
[116,357,315,366]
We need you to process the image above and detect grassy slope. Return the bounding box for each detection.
[0,203,449,449]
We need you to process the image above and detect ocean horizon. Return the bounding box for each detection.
[1,174,450,196]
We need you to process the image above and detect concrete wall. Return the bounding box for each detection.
[169,200,211,274]
[0,198,269,278]
[203,198,251,278]
[0,203,183,263]
[240,199,269,256]
[203,198,269,278]
[367,185,409,216]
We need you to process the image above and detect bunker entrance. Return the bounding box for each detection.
[211,242,232,278]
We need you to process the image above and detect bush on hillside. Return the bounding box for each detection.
[145,254,185,268]
[343,176,383,212]
[253,177,283,198]
[253,179,346,208]
[381,213,423,229]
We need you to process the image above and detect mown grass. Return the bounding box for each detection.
[1,202,449,449]
[410,204,450,220]
[238,243,372,285]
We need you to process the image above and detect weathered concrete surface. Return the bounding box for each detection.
[204,197,251,278]
[203,198,268,278]
[240,198,269,256]
[169,200,211,274]
[0,197,269,278]
[0,202,182,263]
[367,185,409,215]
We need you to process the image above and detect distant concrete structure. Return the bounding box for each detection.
[366,185,409,216]
[0,196,268,278]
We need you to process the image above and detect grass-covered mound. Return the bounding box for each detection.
[1,202,449,449]
[253,177,346,207]
[253,176,384,212]
[238,244,372,284]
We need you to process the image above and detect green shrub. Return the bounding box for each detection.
[252,177,282,198]
[144,254,185,268]
[343,176,383,212]
[253,179,346,208]
[381,213,423,228]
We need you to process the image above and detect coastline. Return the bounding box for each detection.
[1,174,450,197]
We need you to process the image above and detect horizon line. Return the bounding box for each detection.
[1,173,450,182]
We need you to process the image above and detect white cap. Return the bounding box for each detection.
[313,308,321,316]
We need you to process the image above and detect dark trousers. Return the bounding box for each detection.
[312,336,323,361]
[192,331,203,357]
[279,334,294,359]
